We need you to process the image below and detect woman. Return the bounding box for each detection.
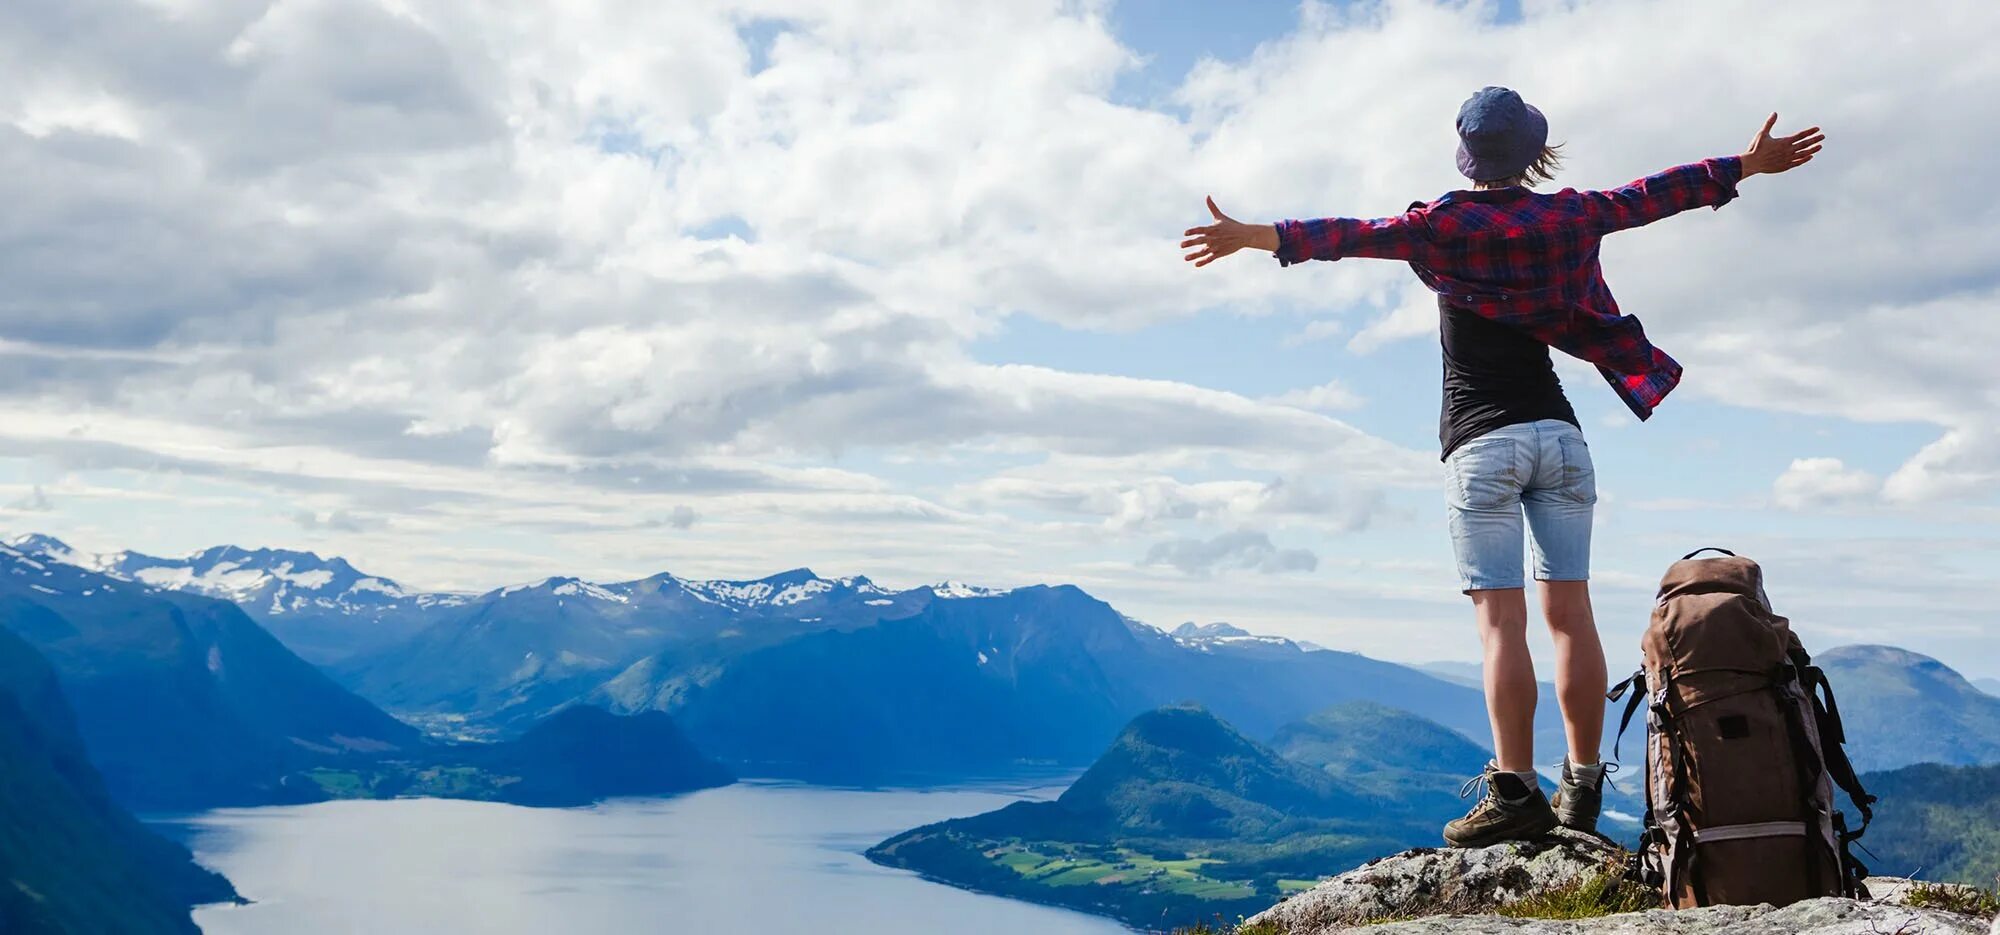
[1181,86,1823,846]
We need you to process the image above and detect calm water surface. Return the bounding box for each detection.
[163,780,1134,935]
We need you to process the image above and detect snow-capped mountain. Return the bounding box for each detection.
[4,532,1038,674]
[337,566,991,724]
[2,533,97,570]
[477,568,1008,611]
[1,537,137,600]
[497,575,635,604]
[1169,620,1303,654]
[3,534,463,664]
[1172,621,1253,640]
[675,567,886,608]
[110,544,451,611]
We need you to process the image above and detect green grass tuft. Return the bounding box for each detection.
[1168,921,1281,935]
[1493,871,1658,920]
[1167,863,1656,931]
[1902,880,2000,916]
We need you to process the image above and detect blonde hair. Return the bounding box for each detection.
[1475,143,1565,190]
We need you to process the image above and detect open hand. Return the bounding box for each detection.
[1741,113,1824,177]
[1182,197,1276,267]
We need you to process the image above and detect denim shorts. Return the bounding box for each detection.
[1445,419,1596,592]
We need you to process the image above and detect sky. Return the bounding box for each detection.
[1,0,1997,675]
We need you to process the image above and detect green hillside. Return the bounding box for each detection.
[1272,700,1491,800]
[869,704,1447,931]
[295,706,734,807]
[0,627,238,934]
[1817,645,2000,772]
[1852,761,2000,886]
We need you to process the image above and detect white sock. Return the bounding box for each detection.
[1485,765,1539,802]
[1568,761,1605,784]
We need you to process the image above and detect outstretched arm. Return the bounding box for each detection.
[1182,196,1428,268]
[1583,113,1824,234]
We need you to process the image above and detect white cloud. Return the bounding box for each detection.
[4,485,53,513]
[6,0,1994,485]
[0,0,1993,660]
[955,465,1395,534]
[294,508,383,533]
[1348,282,1441,353]
[1281,319,1345,347]
[1143,529,1318,576]
[1269,378,1364,412]
[1773,457,1880,510]
[1884,428,2000,504]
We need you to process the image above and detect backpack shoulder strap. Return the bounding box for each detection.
[1803,664,1877,834]
[1607,670,1647,764]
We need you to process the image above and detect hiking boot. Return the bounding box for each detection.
[1551,758,1610,835]
[1443,762,1558,848]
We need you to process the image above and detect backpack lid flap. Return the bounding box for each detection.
[1647,594,1796,676]
[1658,554,1770,605]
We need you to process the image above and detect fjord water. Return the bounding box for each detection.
[165,780,1133,934]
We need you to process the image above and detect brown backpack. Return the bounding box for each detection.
[1609,547,1875,909]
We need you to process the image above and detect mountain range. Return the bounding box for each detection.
[21,532,1489,779]
[14,534,2000,788]
[4,534,463,664]
[0,539,421,809]
[341,567,946,739]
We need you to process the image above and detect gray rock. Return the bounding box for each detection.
[1247,828,1624,931]
[1247,833,1991,935]
[1344,899,1985,934]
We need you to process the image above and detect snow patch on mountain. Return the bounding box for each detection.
[689,579,780,604]
[3,534,94,570]
[1168,620,1301,652]
[771,578,832,606]
[931,581,1004,599]
[349,577,407,597]
[272,566,335,590]
[1172,621,1253,640]
[551,579,628,603]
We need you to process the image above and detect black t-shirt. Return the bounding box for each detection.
[1438,295,1579,460]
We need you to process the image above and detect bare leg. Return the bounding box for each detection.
[1540,579,1605,765]
[1473,588,1536,772]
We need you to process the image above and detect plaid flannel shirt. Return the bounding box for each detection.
[1273,155,1744,420]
